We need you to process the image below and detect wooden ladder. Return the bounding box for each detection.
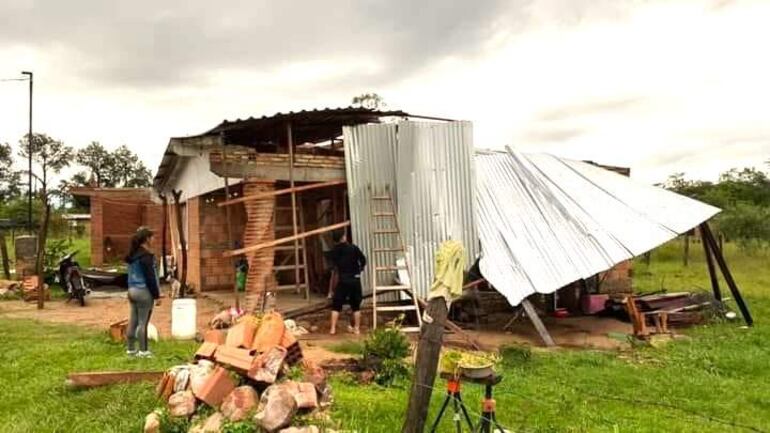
[369,186,422,333]
[273,199,311,299]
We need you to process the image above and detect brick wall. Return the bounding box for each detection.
[87,189,166,266]
[187,197,202,292]
[242,181,276,300]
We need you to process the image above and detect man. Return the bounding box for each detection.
[327,229,367,335]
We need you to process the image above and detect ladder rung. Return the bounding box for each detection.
[274,265,306,271]
[377,305,418,312]
[375,285,411,291]
[372,196,391,200]
[373,247,403,253]
[373,229,400,234]
[375,266,407,271]
[400,327,421,333]
[373,212,396,217]
[275,284,308,291]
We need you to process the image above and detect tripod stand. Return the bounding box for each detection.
[429,376,475,433]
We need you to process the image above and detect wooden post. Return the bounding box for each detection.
[299,199,311,301]
[0,230,10,280]
[159,194,169,279]
[35,201,51,309]
[221,135,239,308]
[172,190,188,297]
[287,122,301,295]
[683,234,690,267]
[700,223,752,326]
[522,298,556,347]
[402,297,447,433]
[700,226,722,301]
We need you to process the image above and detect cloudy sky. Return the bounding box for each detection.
[0,0,768,184]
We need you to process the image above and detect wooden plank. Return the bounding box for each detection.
[521,298,556,347]
[65,371,164,389]
[415,298,483,351]
[223,221,350,257]
[700,223,753,326]
[700,225,722,301]
[217,180,346,207]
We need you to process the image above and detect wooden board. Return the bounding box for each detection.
[66,371,165,389]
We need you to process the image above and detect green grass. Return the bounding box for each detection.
[0,239,768,432]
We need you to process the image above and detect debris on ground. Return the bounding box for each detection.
[144,310,335,432]
[66,370,164,389]
[0,279,20,297]
[21,275,50,302]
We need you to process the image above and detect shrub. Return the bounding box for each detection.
[361,320,412,386]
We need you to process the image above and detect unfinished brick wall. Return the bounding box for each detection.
[197,191,247,291]
[187,197,202,292]
[242,180,276,303]
[599,260,633,295]
[83,189,165,266]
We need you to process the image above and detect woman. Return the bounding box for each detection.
[125,226,161,357]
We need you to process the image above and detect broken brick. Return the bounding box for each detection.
[214,346,256,372]
[203,329,227,345]
[225,321,257,349]
[248,346,287,384]
[285,382,318,410]
[221,386,259,422]
[195,342,218,360]
[168,390,196,417]
[252,312,286,353]
[194,366,237,408]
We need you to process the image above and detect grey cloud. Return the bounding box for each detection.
[0,0,652,91]
[522,126,585,143]
[537,97,644,122]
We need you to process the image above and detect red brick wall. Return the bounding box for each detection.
[243,181,276,297]
[88,189,166,266]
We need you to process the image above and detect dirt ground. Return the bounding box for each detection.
[0,288,633,363]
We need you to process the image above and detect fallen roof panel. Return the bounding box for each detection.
[475,149,720,306]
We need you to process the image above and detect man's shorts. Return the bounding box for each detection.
[332,278,363,312]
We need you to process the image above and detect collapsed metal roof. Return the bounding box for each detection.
[153,106,409,191]
[475,149,721,306]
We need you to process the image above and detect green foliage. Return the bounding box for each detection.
[663,167,770,249]
[329,340,364,355]
[18,133,74,182]
[351,93,386,110]
[362,322,411,386]
[157,407,191,433]
[221,420,258,433]
[73,141,152,188]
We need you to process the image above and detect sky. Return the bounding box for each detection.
[0,0,768,184]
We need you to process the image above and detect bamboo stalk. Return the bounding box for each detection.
[217,180,345,207]
[223,221,350,258]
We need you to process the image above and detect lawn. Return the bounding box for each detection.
[0,239,768,433]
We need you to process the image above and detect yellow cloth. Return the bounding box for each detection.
[429,240,466,302]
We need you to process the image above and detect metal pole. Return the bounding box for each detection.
[21,71,33,232]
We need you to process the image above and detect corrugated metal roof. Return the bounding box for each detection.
[475,148,721,306]
[343,121,479,298]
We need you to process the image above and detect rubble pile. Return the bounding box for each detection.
[144,311,333,433]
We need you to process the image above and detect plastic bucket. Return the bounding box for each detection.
[171,298,197,340]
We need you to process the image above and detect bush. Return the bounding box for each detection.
[361,321,412,386]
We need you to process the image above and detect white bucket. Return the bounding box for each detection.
[171,298,197,340]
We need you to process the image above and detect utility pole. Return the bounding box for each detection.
[21,71,33,232]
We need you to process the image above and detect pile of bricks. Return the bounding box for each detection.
[21,275,50,302]
[145,311,331,433]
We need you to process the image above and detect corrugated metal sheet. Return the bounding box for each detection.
[343,121,478,298]
[475,148,721,307]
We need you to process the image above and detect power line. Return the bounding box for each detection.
[0,77,28,82]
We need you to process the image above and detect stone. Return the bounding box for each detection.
[168,390,196,417]
[189,412,225,433]
[144,411,161,433]
[278,426,320,433]
[302,360,327,392]
[283,382,318,410]
[254,385,298,432]
[221,386,259,422]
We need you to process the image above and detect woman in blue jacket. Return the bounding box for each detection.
[125,227,161,357]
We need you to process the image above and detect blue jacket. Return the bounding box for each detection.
[127,248,160,299]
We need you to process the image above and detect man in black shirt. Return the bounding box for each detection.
[327,229,367,335]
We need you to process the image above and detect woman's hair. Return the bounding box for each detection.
[125,226,154,262]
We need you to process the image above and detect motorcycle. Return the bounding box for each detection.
[57,252,90,306]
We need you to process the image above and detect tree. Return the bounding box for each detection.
[352,93,386,110]
[112,145,152,187]
[75,141,114,187]
[17,133,73,309]
[73,142,151,188]
[18,133,74,194]
[0,142,21,201]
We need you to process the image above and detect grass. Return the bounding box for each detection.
[0,239,768,432]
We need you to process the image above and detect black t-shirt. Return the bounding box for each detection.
[327,242,367,280]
